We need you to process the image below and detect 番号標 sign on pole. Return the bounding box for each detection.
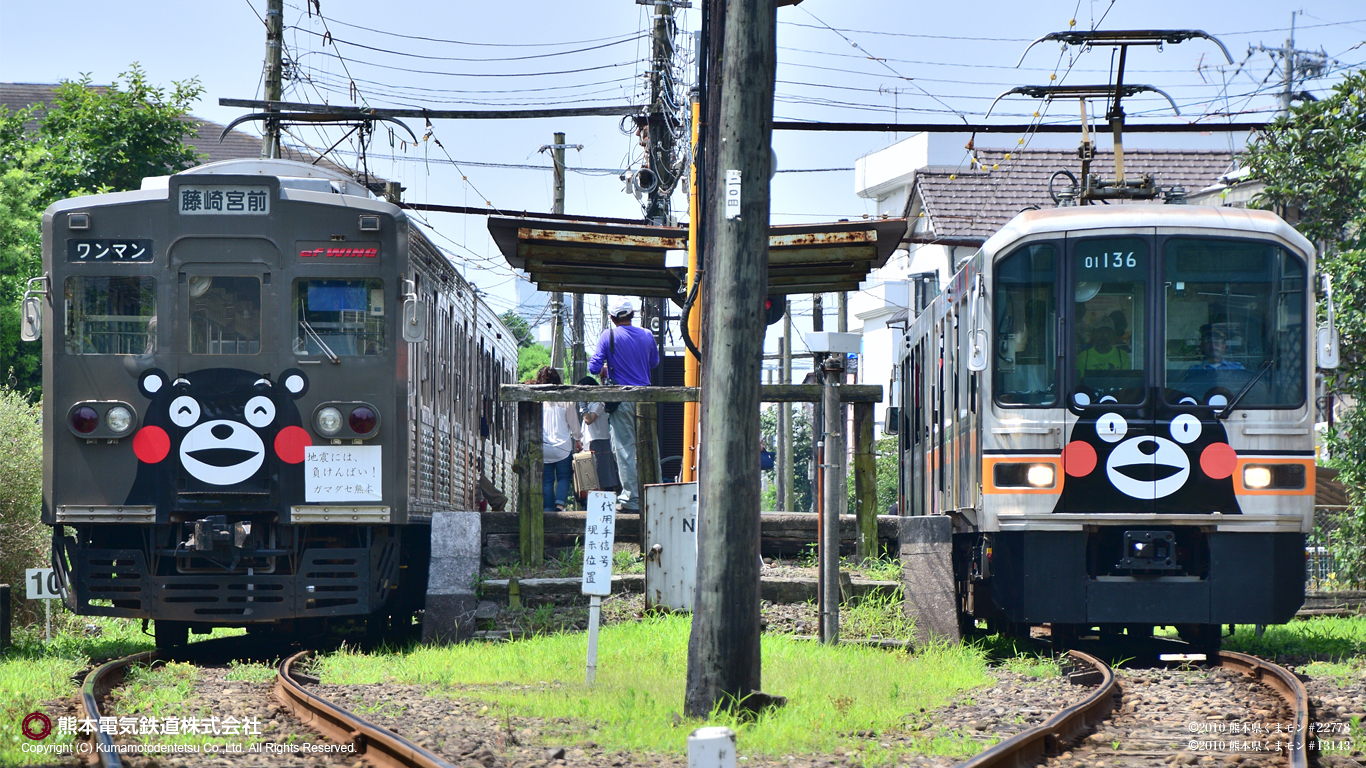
[26,568,62,642]
[582,491,616,684]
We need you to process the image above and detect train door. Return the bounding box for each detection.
[1061,233,1159,514]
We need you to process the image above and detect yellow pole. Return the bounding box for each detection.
[681,97,702,483]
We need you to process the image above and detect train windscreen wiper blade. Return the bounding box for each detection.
[299,318,340,364]
[1216,358,1274,420]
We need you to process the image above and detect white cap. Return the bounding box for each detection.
[609,297,635,317]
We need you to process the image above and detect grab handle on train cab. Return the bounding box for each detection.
[967,273,988,372]
[401,278,427,343]
[1317,273,1339,370]
[19,274,49,343]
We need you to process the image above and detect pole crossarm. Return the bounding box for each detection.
[499,384,882,404]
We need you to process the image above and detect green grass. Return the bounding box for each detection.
[1223,616,1366,660]
[840,593,915,641]
[1000,654,1060,679]
[842,555,902,582]
[116,661,198,713]
[313,615,993,764]
[1302,659,1364,687]
[224,660,277,684]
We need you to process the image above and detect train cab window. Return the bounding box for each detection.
[63,276,156,355]
[1162,239,1305,408]
[993,243,1058,405]
[293,279,386,356]
[1072,237,1147,405]
[187,276,260,354]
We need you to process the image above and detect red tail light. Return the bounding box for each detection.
[349,406,377,435]
[71,406,99,434]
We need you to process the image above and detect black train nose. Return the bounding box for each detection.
[1137,438,1158,456]
[211,423,234,440]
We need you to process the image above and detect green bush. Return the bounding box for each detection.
[0,386,44,627]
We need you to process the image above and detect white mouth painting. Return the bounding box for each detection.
[179,419,266,485]
[1105,435,1191,500]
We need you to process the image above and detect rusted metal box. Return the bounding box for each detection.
[644,482,697,611]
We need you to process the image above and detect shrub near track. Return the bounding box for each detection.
[0,387,43,628]
[314,615,993,763]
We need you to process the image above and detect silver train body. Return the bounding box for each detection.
[893,206,1317,638]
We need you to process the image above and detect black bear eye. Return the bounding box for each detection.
[244,396,276,428]
[169,396,201,427]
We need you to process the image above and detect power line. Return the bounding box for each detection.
[289,25,648,63]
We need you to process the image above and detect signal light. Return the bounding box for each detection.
[764,296,785,326]
[71,406,99,434]
[349,406,378,435]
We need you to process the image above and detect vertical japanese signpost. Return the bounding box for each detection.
[582,491,617,684]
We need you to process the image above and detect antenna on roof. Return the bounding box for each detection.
[993,29,1232,205]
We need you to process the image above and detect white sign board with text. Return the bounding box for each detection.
[26,568,61,600]
[305,446,383,502]
[581,491,617,597]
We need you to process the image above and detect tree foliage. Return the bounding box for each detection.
[517,344,552,383]
[499,310,535,348]
[1245,68,1366,582]
[761,404,813,512]
[0,386,45,626]
[0,65,202,397]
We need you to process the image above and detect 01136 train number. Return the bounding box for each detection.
[1082,252,1138,270]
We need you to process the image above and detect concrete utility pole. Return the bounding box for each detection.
[1253,13,1333,117]
[820,355,844,644]
[550,132,566,372]
[686,0,777,719]
[646,0,677,225]
[779,303,793,512]
[261,0,284,159]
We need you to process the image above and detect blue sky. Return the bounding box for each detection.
[2,0,1362,328]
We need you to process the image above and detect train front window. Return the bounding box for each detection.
[63,276,157,355]
[187,276,261,355]
[1162,239,1306,408]
[1071,238,1147,406]
[293,279,386,356]
[993,242,1057,405]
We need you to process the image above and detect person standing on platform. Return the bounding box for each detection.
[535,366,581,512]
[577,376,620,494]
[588,297,660,513]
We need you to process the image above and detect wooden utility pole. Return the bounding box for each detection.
[517,402,545,564]
[646,0,677,224]
[261,0,283,159]
[550,133,566,371]
[853,402,877,560]
[686,0,777,718]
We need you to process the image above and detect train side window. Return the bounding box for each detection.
[292,279,386,356]
[187,276,260,355]
[63,276,157,355]
[993,243,1058,405]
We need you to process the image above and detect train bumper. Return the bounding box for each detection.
[986,529,1306,625]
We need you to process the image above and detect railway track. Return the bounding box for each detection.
[75,637,1310,768]
[955,649,1310,768]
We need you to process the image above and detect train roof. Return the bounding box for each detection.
[981,205,1314,257]
[141,158,375,198]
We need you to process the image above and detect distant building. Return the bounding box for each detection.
[849,132,1237,434]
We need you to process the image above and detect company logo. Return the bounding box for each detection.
[299,247,378,259]
[23,712,52,740]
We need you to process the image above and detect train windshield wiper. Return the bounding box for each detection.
[1216,358,1274,420]
[298,318,340,364]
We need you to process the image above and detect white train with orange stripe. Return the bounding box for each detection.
[891,205,1330,648]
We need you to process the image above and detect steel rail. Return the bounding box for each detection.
[955,650,1117,768]
[80,649,158,768]
[275,650,459,768]
[1215,650,1309,768]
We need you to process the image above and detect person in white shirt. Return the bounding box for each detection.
[577,376,620,492]
[535,367,581,511]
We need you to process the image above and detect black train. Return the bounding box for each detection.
[30,159,518,646]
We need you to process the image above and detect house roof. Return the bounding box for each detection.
[909,147,1237,245]
[0,82,368,181]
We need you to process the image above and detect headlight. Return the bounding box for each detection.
[992,461,1058,489]
[1243,466,1272,489]
[105,406,134,435]
[315,406,343,436]
[1026,464,1055,488]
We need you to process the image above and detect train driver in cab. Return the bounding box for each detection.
[1190,324,1244,371]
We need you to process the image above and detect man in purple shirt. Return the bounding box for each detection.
[588,297,660,512]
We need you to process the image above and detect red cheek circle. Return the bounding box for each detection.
[132,426,171,464]
[1200,442,1237,480]
[274,426,312,464]
[1062,440,1097,477]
